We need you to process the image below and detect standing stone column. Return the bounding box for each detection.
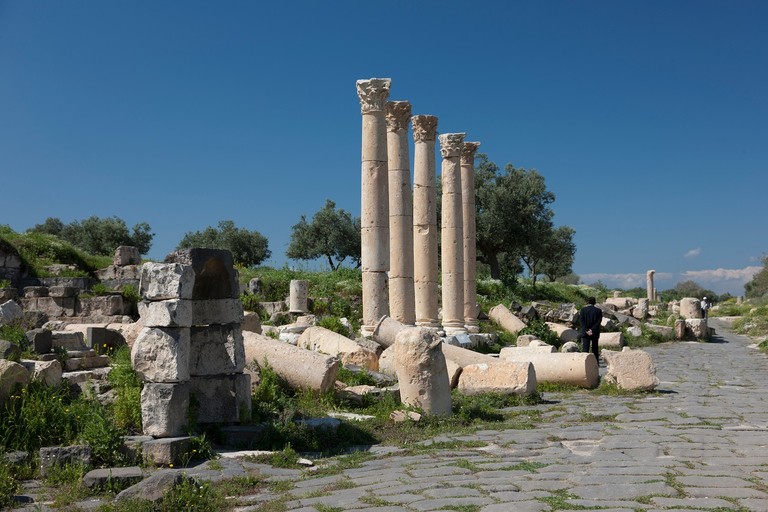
[647,270,655,302]
[439,132,466,335]
[386,101,415,325]
[357,78,391,336]
[412,115,439,328]
[289,280,308,314]
[461,141,480,333]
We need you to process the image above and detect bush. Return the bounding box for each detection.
[317,315,349,337]
[517,318,561,347]
[108,347,143,433]
[0,461,20,509]
[178,220,270,267]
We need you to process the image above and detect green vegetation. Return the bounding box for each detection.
[178,220,271,267]
[745,254,768,298]
[29,215,153,256]
[107,346,144,433]
[286,199,361,270]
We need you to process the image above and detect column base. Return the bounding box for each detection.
[415,321,440,328]
[465,324,481,334]
[443,325,468,335]
[360,325,375,338]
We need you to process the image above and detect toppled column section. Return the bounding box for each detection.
[501,352,599,388]
[298,326,378,371]
[457,361,536,396]
[488,304,527,334]
[602,348,659,390]
[393,327,452,416]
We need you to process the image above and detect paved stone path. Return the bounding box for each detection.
[236,318,768,512]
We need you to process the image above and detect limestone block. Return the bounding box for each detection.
[645,324,674,339]
[488,304,527,333]
[0,360,30,407]
[393,327,452,415]
[189,323,245,376]
[685,318,710,340]
[192,298,244,325]
[26,328,52,353]
[0,340,19,360]
[114,246,141,266]
[633,298,649,320]
[0,246,21,268]
[86,326,126,354]
[77,295,124,316]
[0,300,23,326]
[613,311,641,328]
[373,315,407,348]
[457,361,536,396]
[20,359,62,387]
[441,342,498,369]
[600,332,626,348]
[298,326,378,371]
[600,317,616,331]
[142,437,189,466]
[242,311,262,334]
[545,322,580,342]
[164,248,239,300]
[554,303,578,323]
[189,373,251,424]
[602,348,659,391]
[64,355,110,371]
[561,341,580,352]
[501,352,599,388]
[360,162,389,227]
[112,321,143,348]
[141,382,190,437]
[139,263,194,301]
[519,306,538,322]
[52,331,86,349]
[414,281,439,326]
[289,280,309,313]
[131,327,190,383]
[0,288,19,304]
[605,297,633,309]
[49,286,78,298]
[39,445,91,477]
[24,286,48,298]
[626,326,642,337]
[516,334,538,347]
[139,300,192,327]
[680,298,702,319]
[500,346,556,358]
[83,466,144,489]
[242,331,338,394]
[389,276,416,326]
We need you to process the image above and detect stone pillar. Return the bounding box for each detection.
[439,133,466,334]
[461,141,480,333]
[357,78,391,336]
[412,115,439,328]
[613,291,620,298]
[289,280,308,314]
[386,101,415,326]
[737,296,743,304]
[647,270,655,302]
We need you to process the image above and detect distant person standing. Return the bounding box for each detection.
[579,297,603,360]
[701,297,709,318]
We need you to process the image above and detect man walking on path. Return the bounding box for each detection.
[580,296,603,359]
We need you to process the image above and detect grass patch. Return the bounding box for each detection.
[107,346,144,433]
[499,461,549,472]
[590,380,659,397]
[578,412,618,423]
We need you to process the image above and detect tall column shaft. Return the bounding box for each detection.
[461,142,481,333]
[412,115,439,327]
[646,270,655,302]
[439,132,466,334]
[386,101,415,325]
[357,78,391,335]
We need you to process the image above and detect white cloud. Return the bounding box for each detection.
[577,267,761,296]
[684,247,701,258]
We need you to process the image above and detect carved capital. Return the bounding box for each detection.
[412,115,438,142]
[439,133,466,158]
[647,270,655,277]
[386,101,412,132]
[356,78,392,113]
[460,142,481,164]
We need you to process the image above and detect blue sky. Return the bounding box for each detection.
[2,1,766,295]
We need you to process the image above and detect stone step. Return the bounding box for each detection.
[64,355,110,372]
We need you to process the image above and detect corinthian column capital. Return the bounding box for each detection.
[461,142,481,164]
[439,133,466,158]
[412,115,438,142]
[356,78,392,113]
[386,101,412,132]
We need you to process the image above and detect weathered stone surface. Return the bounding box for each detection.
[633,298,649,320]
[22,296,77,318]
[0,360,30,407]
[83,466,144,489]
[545,322,580,342]
[0,339,20,360]
[114,246,141,266]
[561,341,580,352]
[139,262,194,301]
[64,354,111,371]
[645,323,674,339]
[500,346,556,357]
[602,348,659,390]
[298,326,378,371]
[190,323,245,376]
[53,331,87,350]
[119,435,153,463]
[0,245,21,268]
[189,373,251,424]
[25,286,50,298]
[20,359,62,386]
[164,248,239,300]
[600,331,625,348]
[373,315,406,348]
[675,318,686,339]
[553,303,578,323]
[242,311,262,334]
[86,326,127,354]
[142,437,190,466]
[39,445,92,476]
[626,326,643,337]
[516,334,538,347]
[0,300,23,325]
[247,277,262,295]
[613,311,641,327]
[131,327,190,383]
[112,321,143,348]
[243,331,339,394]
[393,327,452,415]
[501,352,599,388]
[141,382,190,437]
[600,317,616,331]
[191,298,244,325]
[289,280,309,314]
[488,304,527,333]
[605,297,633,309]
[26,328,52,353]
[457,361,536,396]
[49,286,78,298]
[77,295,124,316]
[116,469,191,502]
[139,299,193,327]
[685,318,710,340]
[519,305,538,322]
[680,297,702,319]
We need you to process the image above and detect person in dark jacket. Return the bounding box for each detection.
[579,296,603,359]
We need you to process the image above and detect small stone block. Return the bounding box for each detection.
[219,425,266,449]
[131,327,190,383]
[39,445,92,477]
[141,382,190,437]
[86,327,127,355]
[48,286,79,298]
[138,299,193,327]
[189,373,251,424]
[64,355,110,371]
[26,328,52,354]
[23,286,48,298]
[83,466,144,489]
[164,248,239,300]
[141,437,190,466]
[139,262,195,301]
[190,298,244,325]
[119,436,154,463]
[189,323,245,376]
[52,331,86,350]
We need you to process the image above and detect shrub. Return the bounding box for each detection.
[107,346,143,433]
[0,461,19,509]
[518,319,561,347]
[317,315,349,337]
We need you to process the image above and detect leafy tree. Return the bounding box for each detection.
[536,225,577,285]
[178,220,270,267]
[31,215,154,256]
[286,199,361,270]
[661,280,718,302]
[745,254,768,298]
